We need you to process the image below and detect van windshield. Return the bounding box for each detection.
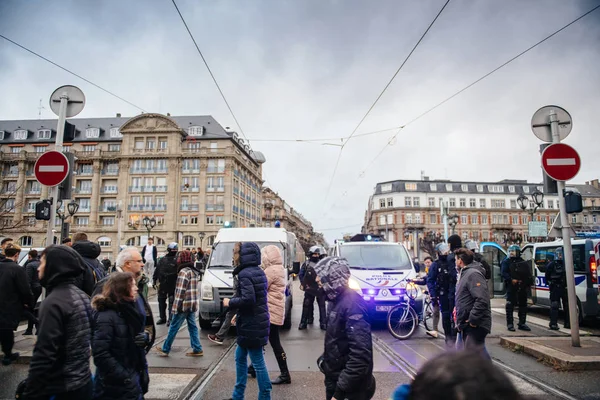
[208,242,284,268]
[340,244,412,270]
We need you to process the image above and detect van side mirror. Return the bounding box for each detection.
[292,261,300,275]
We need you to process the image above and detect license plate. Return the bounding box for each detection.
[376,305,393,312]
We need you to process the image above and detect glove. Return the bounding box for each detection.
[134,332,149,348]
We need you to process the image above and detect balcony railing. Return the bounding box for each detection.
[101,169,119,176]
[76,170,94,176]
[182,169,201,174]
[74,188,92,194]
[233,206,239,214]
[99,206,118,212]
[22,207,35,213]
[127,205,167,212]
[180,205,200,211]
[77,207,91,213]
[2,172,19,178]
[206,204,225,212]
[181,185,200,192]
[25,189,42,195]
[101,187,118,194]
[129,168,168,174]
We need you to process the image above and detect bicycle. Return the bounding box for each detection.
[386,280,433,340]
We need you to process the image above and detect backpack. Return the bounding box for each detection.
[158,256,178,280]
[83,258,106,284]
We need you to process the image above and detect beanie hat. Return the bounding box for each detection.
[448,234,462,251]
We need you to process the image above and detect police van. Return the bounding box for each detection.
[521,237,600,320]
[332,234,418,319]
[199,227,301,330]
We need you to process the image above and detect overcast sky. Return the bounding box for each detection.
[1,0,599,243]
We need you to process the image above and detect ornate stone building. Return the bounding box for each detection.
[0,113,265,260]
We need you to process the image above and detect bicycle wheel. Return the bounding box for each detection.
[387,304,418,340]
[422,301,433,332]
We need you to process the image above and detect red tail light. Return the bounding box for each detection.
[590,255,597,284]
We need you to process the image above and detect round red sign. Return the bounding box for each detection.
[34,151,70,187]
[541,143,581,182]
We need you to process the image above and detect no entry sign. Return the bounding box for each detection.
[34,151,70,187]
[541,143,581,181]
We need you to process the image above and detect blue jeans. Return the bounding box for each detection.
[233,345,271,400]
[161,312,202,354]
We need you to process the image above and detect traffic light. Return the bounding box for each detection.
[58,152,75,201]
[35,200,52,220]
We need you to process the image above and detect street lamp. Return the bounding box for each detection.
[143,216,156,239]
[198,231,205,249]
[448,213,459,234]
[517,190,544,221]
[56,200,79,242]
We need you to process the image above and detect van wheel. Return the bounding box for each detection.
[199,316,213,330]
[577,298,584,325]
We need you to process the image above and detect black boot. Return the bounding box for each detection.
[298,319,307,330]
[506,307,515,331]
[549,324,560,331]
[248,364,256,378]
[307,319,314,325]
[271,352,291,385]
[518,309,531,331]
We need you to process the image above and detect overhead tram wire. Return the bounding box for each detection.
[322,0,451,205]
[314,223,363,232]
[0,34,146,112]
[248,126,404,143]
[170,0,251,145]
[356,2,600,177]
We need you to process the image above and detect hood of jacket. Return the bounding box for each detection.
[448,234,462,251]
[314,256,351,301]
[41,245,86,289]
[72,240,101,259]
[240,242,261,267]
[261,245,283,269]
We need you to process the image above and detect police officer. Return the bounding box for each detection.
[501,245,533,332]
[545,247,570,330]
[299,246,326,330]
[153,242,179,325]
[427,242,457,346]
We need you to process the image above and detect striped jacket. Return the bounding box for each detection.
[171,264,200,314]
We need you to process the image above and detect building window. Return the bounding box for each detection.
[571,214,577,224]
[387,198,393,207]
[14,129,28,140]
[481,215,488,225]
[108,144,121,152]
[158,137,167,149]
[488,185,503,193]
[34,146,45,153]
[98,237,112,247]
[206,215,214,224]
[10,147,21,153]
[471,214,478,224]
[83,145,96,152]
[0,131,4,140]
[547,200,554,209]
[461,215,467,224]
[476,185,484,192]
[379,199,386,208]
[508,186,515,193]
[512,215,519,225]
[405,197,412,207]
[379,215,386,225]
[510,199,517,209]
[387,214,394,224]
[146,139,155,149]
[428,198,435,207]
[134,139,144,150]
[37,129,51,139]
[446,184,453,192]
[449,198,456,207]
[85,128,100,138]
[413,197,420,207]
[216,215,224,225]
[414,213,421,224]
[210,142,218,152]
[187,126,204,136]
[110,127,121,138]
[381,183,392,193]
[430,184,437,191]
[190,215,198,224]
[479,199,486,208]
[181,215,189,224]
[460,198,466,208]
[405,213,413,224]
[75,217,89,226]
[461,184,468,192]
[405,183,417,191]
[491,199,505,208]
[19,236,33,246]
[593,215,597,224]
[523,186,530,194]
[183,235,195,247]
[430,214,436,224]
[102,217,115,226]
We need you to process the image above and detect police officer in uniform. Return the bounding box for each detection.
[501,245,533,332]
[427,242,457,346]
[298,246,327,330]
[545,247,570,330]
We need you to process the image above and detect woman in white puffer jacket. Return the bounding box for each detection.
[261,245,291,385]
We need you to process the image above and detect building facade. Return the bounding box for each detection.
[363,178,600,255]
[0,113,265,261]
[261,187,327,250]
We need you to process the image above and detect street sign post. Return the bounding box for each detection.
[531,105,581,347]
[45,85,85,248]
[34,151,70,187]
[528,221,548,237]
[541,144,581,182]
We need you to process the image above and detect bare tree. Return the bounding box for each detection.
[419,231,444,258]
[0,179,30,237]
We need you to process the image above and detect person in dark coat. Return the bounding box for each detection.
[545,247,570,330]
[72,238,106,296]
[223,242,272,400]
[501,245,532,332]
[426,242,457,346]
[92,272,149,400]
[153,242,179,325]
[299,245,327,330]
[315,257,375,400]
[23,245,93,399]
[454,248,492,352]
[23,249,42,335]
[0,243,31,365]
[0,237,14,260]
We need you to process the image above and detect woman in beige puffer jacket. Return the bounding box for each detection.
[261,245,291,385]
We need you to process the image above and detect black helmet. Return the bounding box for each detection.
[448,234,462,251]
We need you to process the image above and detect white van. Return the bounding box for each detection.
[521,238,600,320]
[332,234,417,320]
[199,227,301,330]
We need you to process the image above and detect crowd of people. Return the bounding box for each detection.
[0,232,529,400]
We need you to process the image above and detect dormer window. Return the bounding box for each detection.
[187,126,204,136]
[37,129,51,139]
[86,128,100,138]
[109,127,122,138]
[446,184,453,192]
[461,184,468,192]
[0,131,4,140]
[14,129,28,140]
[430,183,437,191]
[476,184,484,192]
[508,186,515,193]
[523,186,530,194]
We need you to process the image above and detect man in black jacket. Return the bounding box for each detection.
[0,244,32,365]
[299,246,327,330]
[23,250,42,335]
[454,248,492,351]
[72,233,105,296]
[0,237,13,261]
[153,242,179,325]
[23,245,93,399]
[315,257,375,400]
[545,247,569,330]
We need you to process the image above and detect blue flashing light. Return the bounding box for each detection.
[367,235,372,241]
[576,232,600,239]
[224,221,231,228]
[275,220,281,228]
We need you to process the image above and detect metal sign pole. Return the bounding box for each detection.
[442,201,449,242]
[550,109,580,347]
[45,94,68,247]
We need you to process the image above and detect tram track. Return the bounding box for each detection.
[182,340,237,400]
